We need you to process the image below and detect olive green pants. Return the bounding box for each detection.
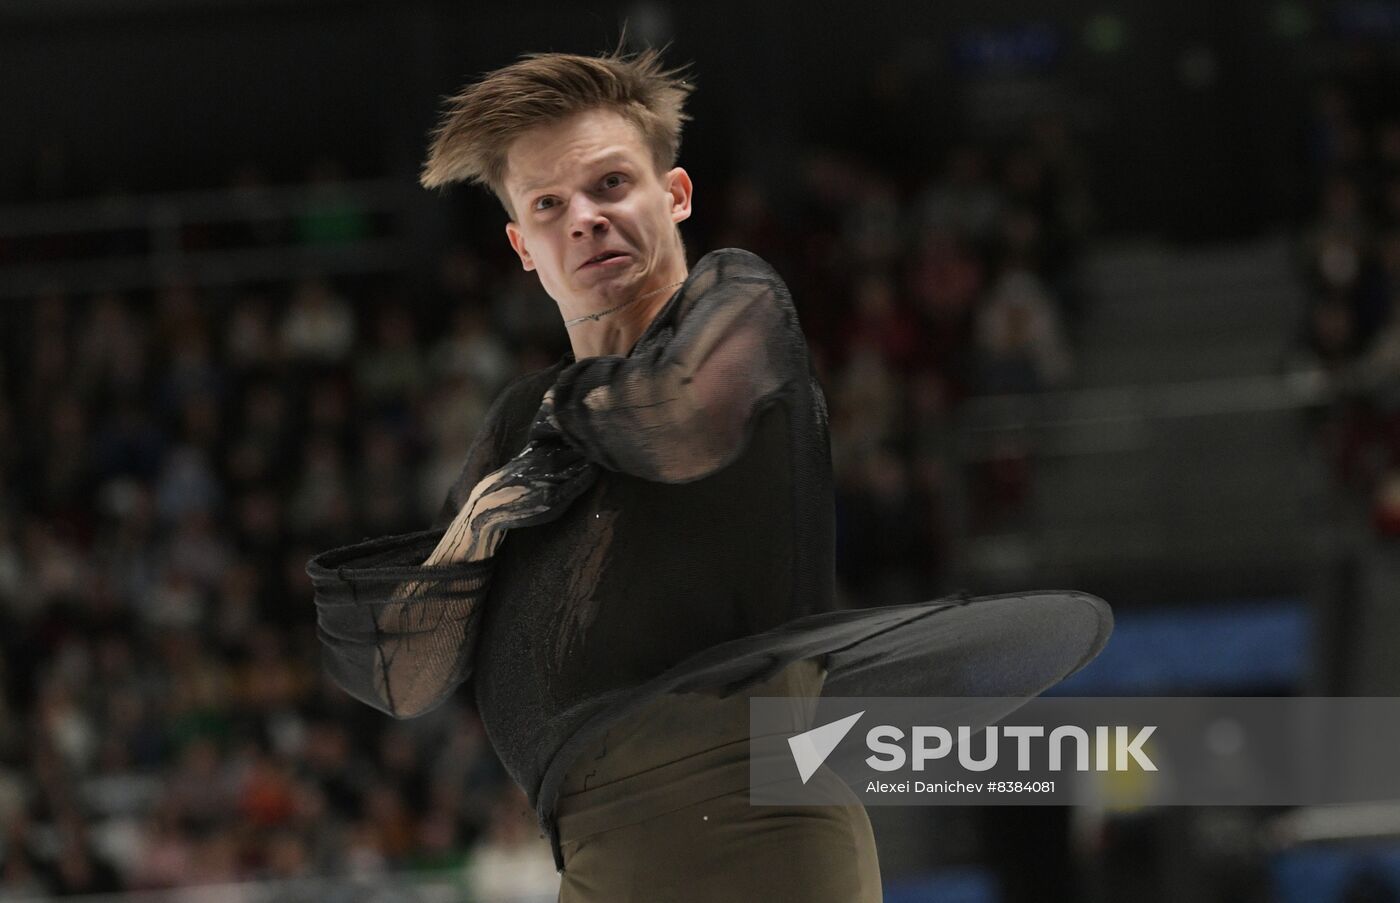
[555,660,883,902]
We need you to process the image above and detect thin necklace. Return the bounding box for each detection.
[564,279,686,328]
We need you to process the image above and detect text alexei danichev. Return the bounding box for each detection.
[864,780,1053,793]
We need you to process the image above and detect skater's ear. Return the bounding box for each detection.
[663,166,693,227]
[505,221,536,272]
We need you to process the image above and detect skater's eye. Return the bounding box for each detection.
[532,174,625,212]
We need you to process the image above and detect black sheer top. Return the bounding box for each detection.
[309,248,836,818]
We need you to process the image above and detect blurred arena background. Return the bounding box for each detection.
[2,0,1400,900]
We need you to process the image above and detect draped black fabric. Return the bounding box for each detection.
[306,247,1113,873]
[309,531,492,718]
[309,245,834,748]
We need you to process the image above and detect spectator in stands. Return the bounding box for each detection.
[429,304,514,393]
[280,277,356,364]
[914,144,1005,247]
[355,306,428,413]
[974,267,1073,393]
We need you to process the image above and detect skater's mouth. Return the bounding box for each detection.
[579,250,630,270]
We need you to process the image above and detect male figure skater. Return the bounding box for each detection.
[309,39,1111,903]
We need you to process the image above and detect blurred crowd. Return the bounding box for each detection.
[0,113,1091,897]
[1289,78,1400,536]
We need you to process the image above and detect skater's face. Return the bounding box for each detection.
[503,108,692,315]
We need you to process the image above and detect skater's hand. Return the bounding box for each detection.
[425,386,594,570]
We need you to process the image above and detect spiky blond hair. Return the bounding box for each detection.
[420,35,696,222]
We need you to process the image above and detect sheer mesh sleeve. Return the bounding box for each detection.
[308,533,492,718]
[307,375,527,719]
[550,249,800,483]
